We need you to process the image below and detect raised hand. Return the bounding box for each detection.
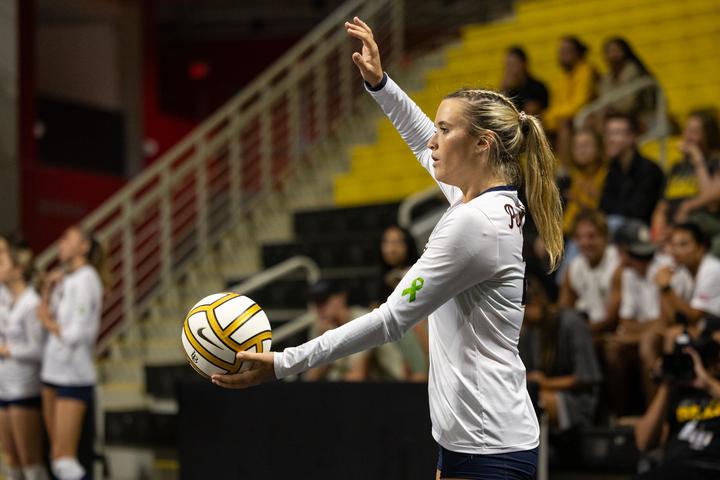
[211,351,276,389]
[344,16,384,87]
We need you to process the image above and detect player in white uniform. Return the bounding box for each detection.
[38,227,104,480]
[212,18,564,479]
[0,242,49,480]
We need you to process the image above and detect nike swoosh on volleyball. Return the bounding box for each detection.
[197,327,224,350]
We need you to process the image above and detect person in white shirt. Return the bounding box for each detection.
[603,221,693,414]
[212,17,564,480]
[37,227,104,480]
[0,243,50,480]
[656,222,720,344]
[558,209,621,339]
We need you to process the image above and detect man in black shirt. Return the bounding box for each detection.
[599,113,665,225]
[500,47,549,116]
[634,339,720,479]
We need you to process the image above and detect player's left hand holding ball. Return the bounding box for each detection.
[211,351,276,389]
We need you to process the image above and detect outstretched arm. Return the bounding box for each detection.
[345,17,460,203]
[212,207,498,389]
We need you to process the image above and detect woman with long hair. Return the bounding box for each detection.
[653,109,720,241]
[38,226,105,480]
[561,129,607,236]
[0,242,49,480]
[213,17,563,480]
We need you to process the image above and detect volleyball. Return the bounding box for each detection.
[181,293,272,379]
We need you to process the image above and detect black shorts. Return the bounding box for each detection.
[42,382,94,403]
[437,445,538,480]
[0,396,42,409]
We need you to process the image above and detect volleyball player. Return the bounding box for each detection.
[213,17,563,480]
[38,227,104,480]
[0,243,49,480]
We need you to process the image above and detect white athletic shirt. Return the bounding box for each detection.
[619,254,692,322]
[690,254,720,317]
[0,288,45,400]
[568,245,620,323]
[275,74,539,454]
[41,265,102,386]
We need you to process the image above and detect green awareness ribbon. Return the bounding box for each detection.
[402,277,425,302]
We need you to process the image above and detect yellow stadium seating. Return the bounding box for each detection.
[334,0,720,206]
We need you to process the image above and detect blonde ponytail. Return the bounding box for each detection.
[522,116,564,271]
[445,88,564,271]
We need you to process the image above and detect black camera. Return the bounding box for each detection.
[660,332,720,382]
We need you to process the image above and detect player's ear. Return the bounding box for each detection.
[476,135,491,153]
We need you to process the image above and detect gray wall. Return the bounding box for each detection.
[0,0,19,234]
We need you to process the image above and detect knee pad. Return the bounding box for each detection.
[51,457,86,480]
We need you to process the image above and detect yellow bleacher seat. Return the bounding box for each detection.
[334,0,720,206]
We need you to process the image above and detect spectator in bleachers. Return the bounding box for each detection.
[633,338,720,479]
[597,37,654,121]
[500,46,549,117]
[659,110,720,248]
[657,223,720,343]
[561,129,608,236]
[520,273,602,430]
[303,280,409,382]
[375,225,428,380]
[544,36,597,165]
[599,113,665,226]
[558,210,621,339]
[377,225,419,300]
[603,221,689,414]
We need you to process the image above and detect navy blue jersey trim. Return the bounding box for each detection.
[365,72,388,92]
[478,185,517,196]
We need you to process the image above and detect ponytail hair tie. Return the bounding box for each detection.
[518,111,527,123]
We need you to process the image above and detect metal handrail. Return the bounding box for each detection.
[35,0,405,352]
[397,185,443,228]
[574,75,671,166]
[229,255,321,297]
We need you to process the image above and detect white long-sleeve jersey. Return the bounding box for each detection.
[0,288,45,400]
[274,74,539,454]
[41,265,102,386]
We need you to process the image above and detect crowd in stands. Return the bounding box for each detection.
[300,34,720,476]
[507,35,720,476]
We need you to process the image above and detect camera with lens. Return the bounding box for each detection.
[660,330,720,383]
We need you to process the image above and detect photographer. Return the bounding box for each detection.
[633,337,720,479]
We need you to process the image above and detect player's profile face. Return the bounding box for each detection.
[58,227,84,263]
[428,99,479,186]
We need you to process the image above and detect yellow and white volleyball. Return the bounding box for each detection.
[181,293,272,379]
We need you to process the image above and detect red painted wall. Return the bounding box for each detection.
[19,0,300,250]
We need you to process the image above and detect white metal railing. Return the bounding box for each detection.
[397,185,443,228]
[574,76,671,166]
[229,255,320,298]
[35,0,405,351]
